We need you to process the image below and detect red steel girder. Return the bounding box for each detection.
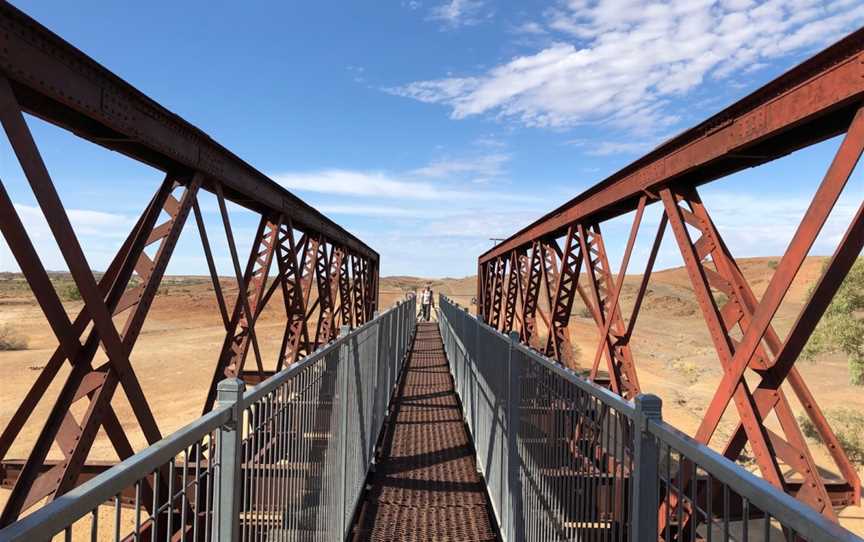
[338,252,353,329]
[351,254,366,327]
[661,104,864,524]
[0,3,377,263]
[501,250,522,333]
[488,257,507,330]
[519,241,543,343]
[366,258,378,320]
[476,30,864,517]
[0,75,202,522]
[313,242,344,348]
[543,227,582,368]
[480,29,864,264]
[201,207,279,414]
[578,220,642,399]
[476,261,487,320]
[274,222,312,370]
[0,6,380,530]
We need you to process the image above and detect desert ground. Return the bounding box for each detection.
[0,258,862,533]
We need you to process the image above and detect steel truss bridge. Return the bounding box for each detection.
[0,3,862,541]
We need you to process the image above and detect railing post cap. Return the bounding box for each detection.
[339,325,351,337]
[508,331,520,342]
[216,377,244,396]
[635,393,662,421]
[373,310,380,318]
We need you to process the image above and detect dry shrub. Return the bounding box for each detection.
[668,358,702,383]
[0,324,28,351]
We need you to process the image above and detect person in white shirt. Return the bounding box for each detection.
[420,284,434,321]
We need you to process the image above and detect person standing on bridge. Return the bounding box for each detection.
[420,284,435,321]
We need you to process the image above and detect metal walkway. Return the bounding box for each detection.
[351,322,499,541]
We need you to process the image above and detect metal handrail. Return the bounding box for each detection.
[0,298,417,542]
[438,294,863,542]
[0,406,230,541]
[648,420,862,542]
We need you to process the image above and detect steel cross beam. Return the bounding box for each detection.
[501,251,521,332]
[543,228,581,368]
[275,222,312,370]
[338,253,353,329]
[480,29,864,263]
[578,222,641,398]
[312,241,343,348]
[475,29,864,516]
[519,242,542,343]
[351,254,366,327]
[0,5,379,527]
[0,3,376,262]
[201,211,280,414]
[365,258,378,322]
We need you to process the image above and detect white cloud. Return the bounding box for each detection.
[512,21,547,35]
[273,152,528,202]
[391,0,864,131]
[410,153,509,179]
[13,203,132,239]
[428,0,488,28]
[270,160,552,277]
[318,204,437,218]
[566,139,660,156]
[276,170,440,199]
[693,190,861,257]
[473,135,507,149]
[1,203,134,272]
[273,169,514,201]
[362,208,547,276]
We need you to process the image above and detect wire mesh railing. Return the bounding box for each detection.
[0,298,416,542]
[438,295,862,542]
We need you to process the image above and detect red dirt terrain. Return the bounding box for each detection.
[0,257,862,533]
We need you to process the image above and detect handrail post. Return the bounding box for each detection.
[371,311,380,470]
[461,306,469,410]
[631,394,662,541]
[338,325,351,539]
[506,331,522,542]
[213,378,245,542]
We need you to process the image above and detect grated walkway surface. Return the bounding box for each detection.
[352,322,499,541]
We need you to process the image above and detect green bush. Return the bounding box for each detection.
[63,284,82,301]
[0,324,28,351]
[798,408,864,464]
[802,258,864,385]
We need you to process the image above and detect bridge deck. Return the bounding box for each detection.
[351,322,499,541]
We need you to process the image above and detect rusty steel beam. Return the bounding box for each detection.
[518,242,542,343]
[0,3,376,262]
[542,228,581,366]
[0,5,379,528]
[477,29,864,520]
[480,28,864,264]
[274,223,312,370]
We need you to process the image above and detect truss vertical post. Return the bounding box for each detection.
[519,241,543,343]
[543,226,582,368]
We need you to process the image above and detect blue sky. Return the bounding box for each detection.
[0,0,862,278]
